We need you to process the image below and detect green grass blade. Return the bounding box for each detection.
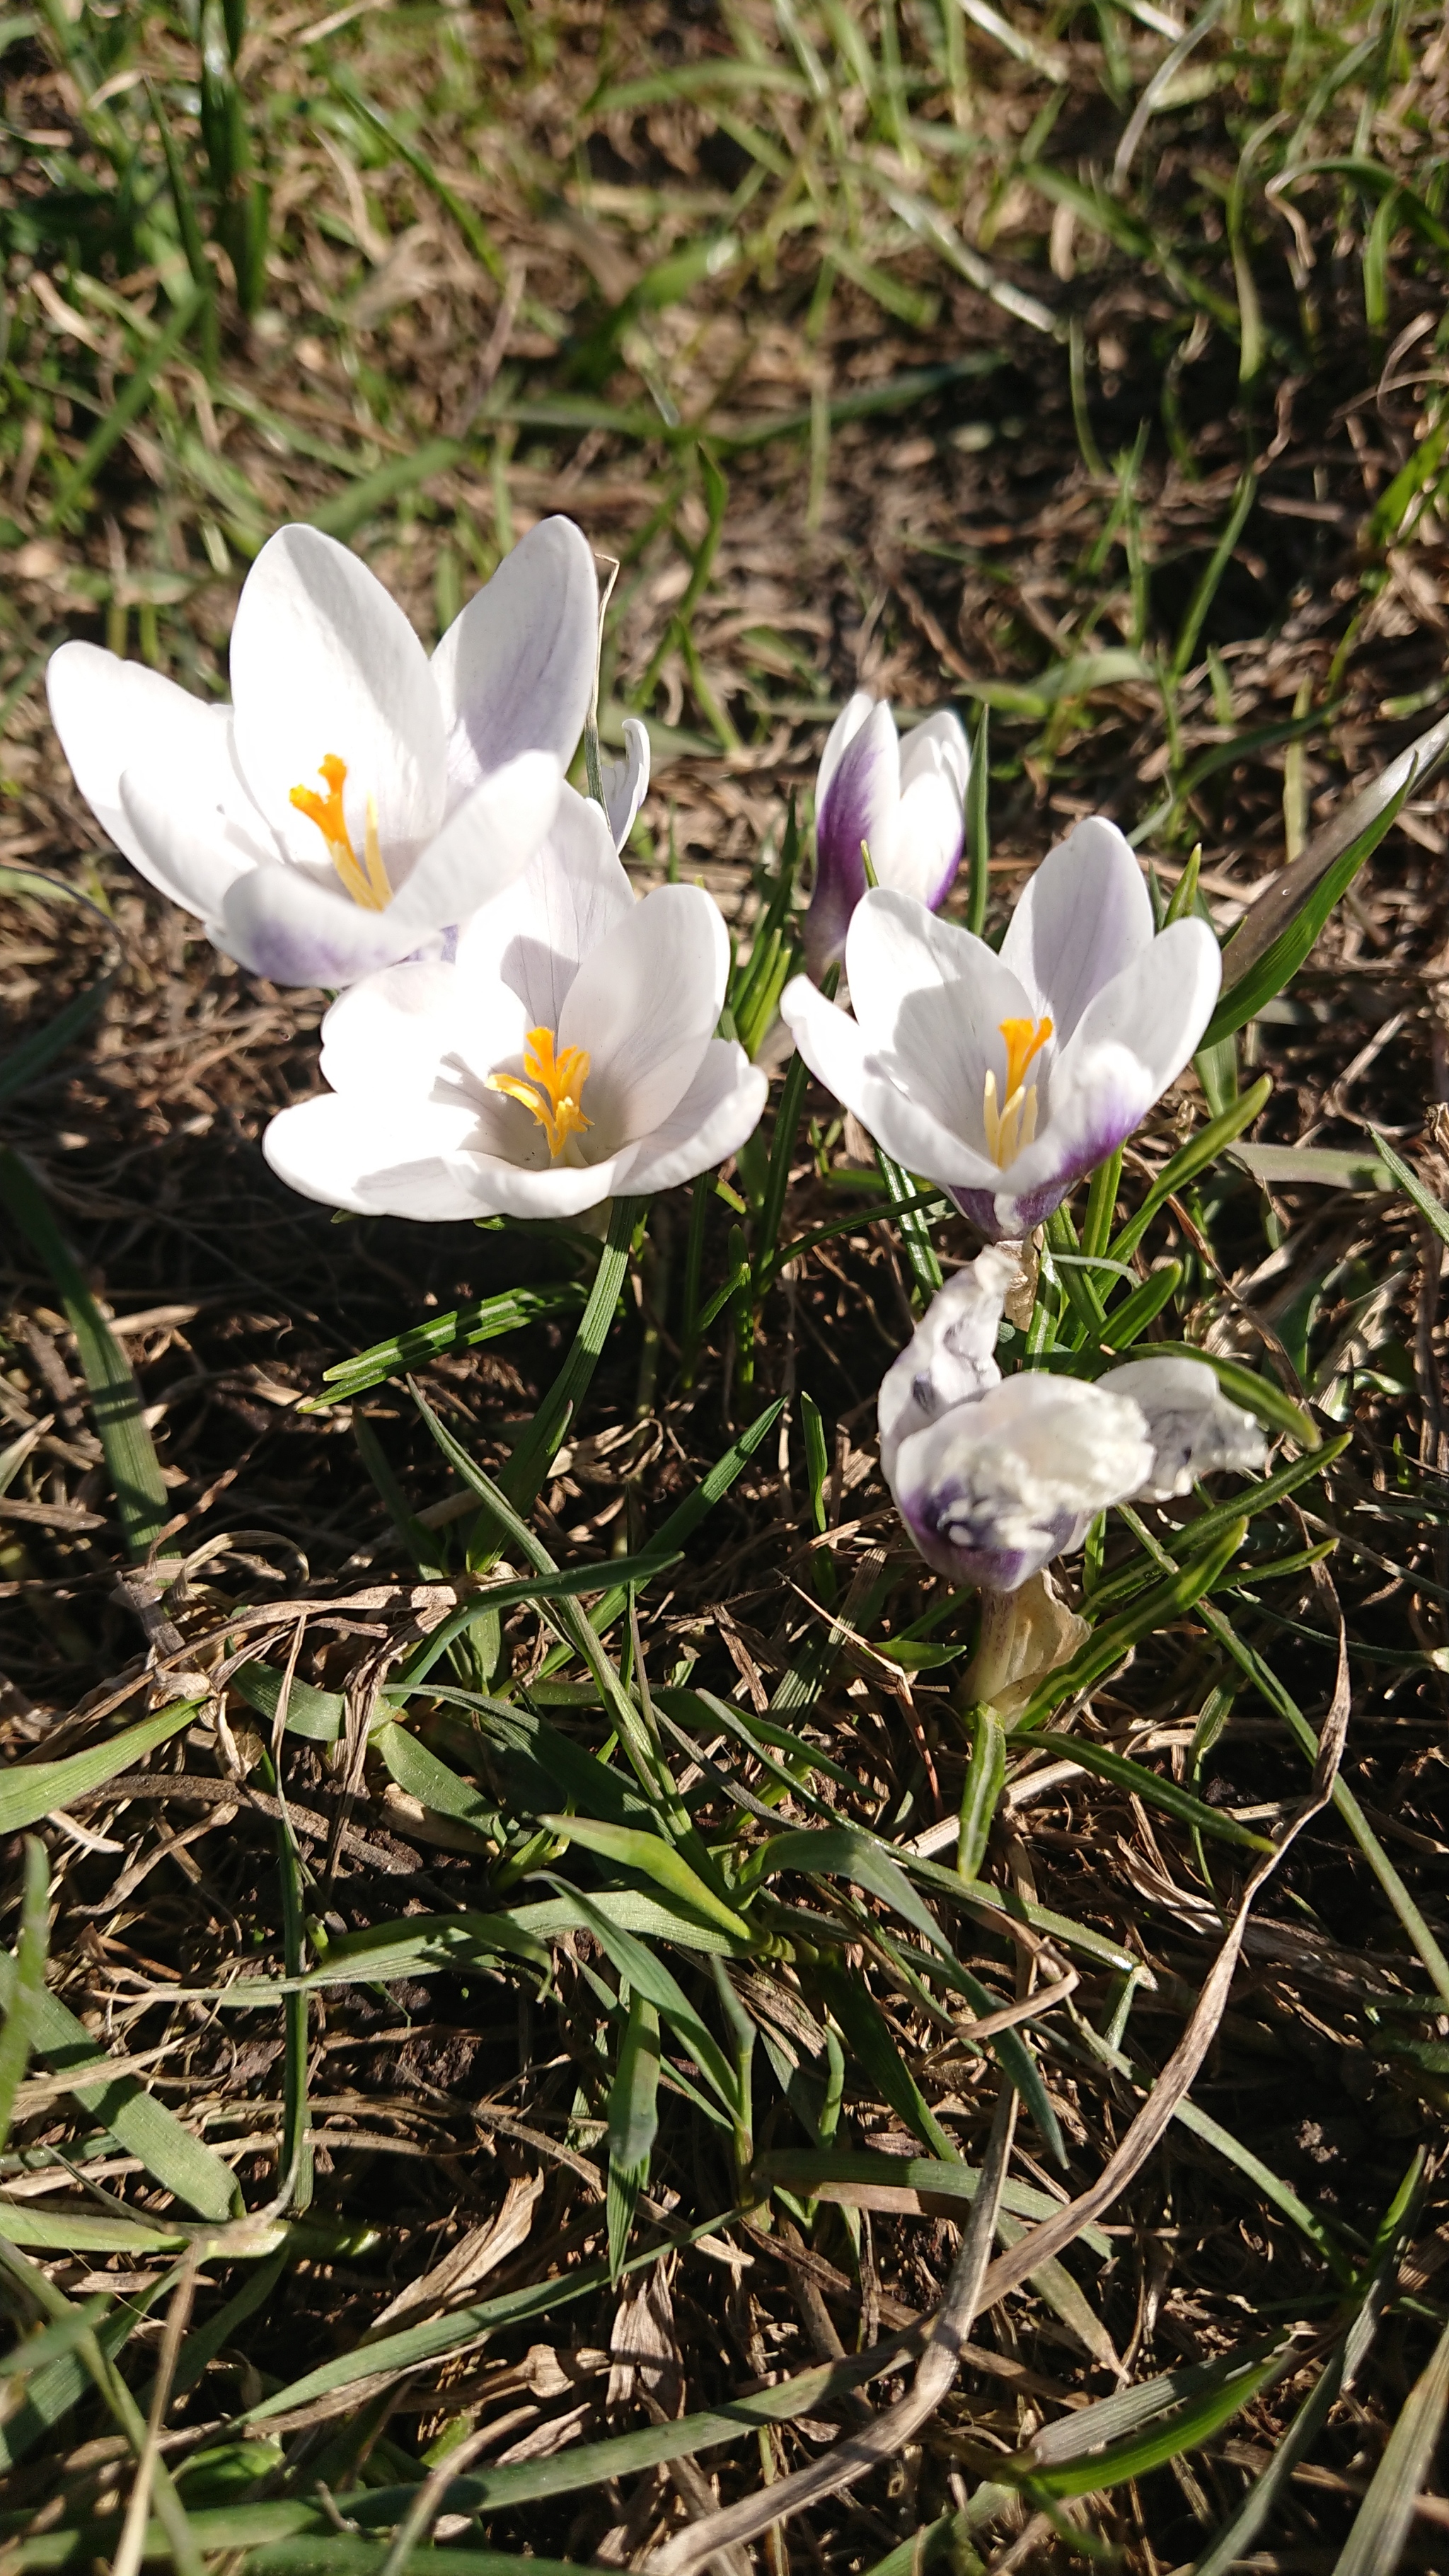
[1332,2316,1449,2576]
[0,1841,49,2150]
[309,1282,585,1406]
[1107,1079,1271,1265]
[0,1697,199,1835]
[0,1951,236,2222]
[0,1150,169,1556]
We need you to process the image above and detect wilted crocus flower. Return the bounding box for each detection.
[804,692,970,981]
[879,1248,1264,1595]
[263,785,768,1223]
[47,517,603,989]
[783,817,1221,1240]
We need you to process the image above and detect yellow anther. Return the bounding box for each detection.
[982,1014,1052,1169]
[289,752,392,912]
[487,1025,593,1161]
[998,1015,1053,1100]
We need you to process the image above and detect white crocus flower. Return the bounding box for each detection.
[262,786,768,1223]
[804,691,970,981]
[879,1250,1264,1594]
[46,516,604,989]
[783,817,1221,1241]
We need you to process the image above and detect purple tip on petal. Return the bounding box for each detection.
[900,1484,1078,1593]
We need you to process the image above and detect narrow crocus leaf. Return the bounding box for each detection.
[0,1698,200,1836]
[309,1280,587,1405]
[0,1841,49,2152]
[539,1815,752,1943]
[1370,1127,1449,1250]
[1017,1518,1249,1728]
[0,1149,168,1557]
[1031,1733,1275,1852]
[1209,702,1449,1011]
[1201,775,1412,1047]
[533,1875,741,2120]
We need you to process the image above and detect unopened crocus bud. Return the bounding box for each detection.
[803,692,969,981]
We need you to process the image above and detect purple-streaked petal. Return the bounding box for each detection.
[217,864,416,987]
[432,514,599,807]
[998,816,1154,1038]
[229,524,446,879]
[815,689,876,807]
[115,721,275,921]
[1098,1355,1264,1497]
[804,698,900,979]
[877,1246,1017,1486]
[889,1372,1154,1592]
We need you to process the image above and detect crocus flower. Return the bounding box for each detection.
[262,784,768,1223]
[879,1249,1264,1594]
[804,692,971,980]
[783,817,1221,1241]
[46,516,603,989]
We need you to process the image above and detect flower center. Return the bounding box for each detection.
[487,1025,593,1160]
[982,1014,1052,1168]
[289,753,392,912]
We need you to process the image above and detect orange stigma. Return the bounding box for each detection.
[289,753,391,912]
[487,1025,593,1160]
[982,1014,1052,1168]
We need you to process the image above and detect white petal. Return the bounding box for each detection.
[217,863,418,987]
[264,1091,485,1218]
[816,689,878,807]
[456,784,632,1044]
[1052,915,1222,1099]
[877,1246,1018,1486]
[229,524,445,878]
[115,728,278,921]
[845,889,1033,1162]
[990,918,1223,1233]
[899,708,971,803]
[888,757,967,910]
[1098,1355,1265,1497]
[618,1040,768,1195]
[456,1154,630,1221]
[386,749,562,940]
[316,961,460,1099]
[48,642,249,898]
[889,1372,1154,1592]
[559,882,727,1151]
[998,817,1154,1040]
[780,971,1003,1192]
[432,514,599,806]
[601,717,651,851]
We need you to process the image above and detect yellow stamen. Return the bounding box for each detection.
[289,753,392,912]
[982,1014,1052,1168]
[487,1025,593,1160]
